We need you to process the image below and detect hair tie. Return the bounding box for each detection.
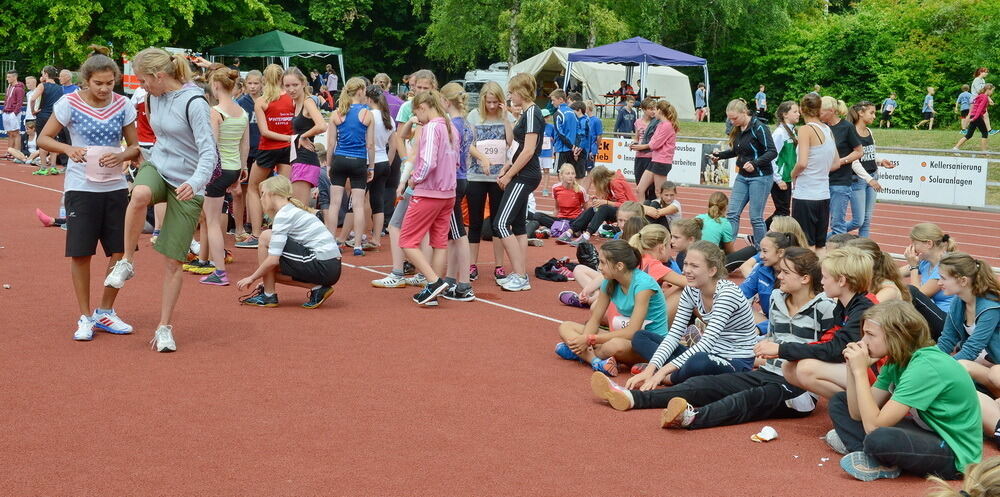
[941,234,951,242]
[959,491,972,497]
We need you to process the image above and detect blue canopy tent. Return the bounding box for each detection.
[564,37,708,105]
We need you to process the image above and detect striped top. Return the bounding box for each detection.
[760,289,837,375]
[650,279,758,369]
[268,204,341,261]
[214,105,248,171]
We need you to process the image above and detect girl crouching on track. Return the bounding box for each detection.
[237,175,342,309]
[103,47,216,353]
[37,53,140,340]
[556,240,669,377]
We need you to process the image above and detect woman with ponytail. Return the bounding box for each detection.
[901,222,958,338]
[237,175,341,309]
[846,238,909,303]
[937,252,1000,365]
[845,102,895,238]
[325,76,376,256]
[768,101,798,227]
[364,83,402,249]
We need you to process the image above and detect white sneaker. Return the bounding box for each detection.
[501,274,531,292]
[189,239,201,254]
[92,310,133,335]
[825,429,848,455]
[403,274,427,287]
[660,397,697,429]
[372,273,407,288]
[150,325,176,353]
[73,315,95,341]
[104,259,134,289]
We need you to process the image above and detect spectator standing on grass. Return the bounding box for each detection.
[914,87,936,130]
[614,95,636,133]
[878,92,897,128]
[755,85,767,119]
[694,82,708,122]
[956,84,974,133]
[3,70,25,156]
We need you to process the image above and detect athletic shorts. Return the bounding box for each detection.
[256,147,290,169]
[205,169,240,198]
[389,192,411,229]
[64,189,128,257]
[399,196,454,249]
[2,112,22,131]
[448,179,468,241]
[966,117,989,139]
[922,111,934,120]
[134,163,204,262]
[330,155,367,188]
[316,168,332,210]
[881,111,892,121]
[961,109,970,118]
[540,156,556,174]
[648,161,672,176]
[278,238,342,287]
[290,162,321,187]
[241,149,258,185]
[791,197,830,249]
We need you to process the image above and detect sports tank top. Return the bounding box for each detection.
[335,103,369,159]
[258,93,294,150]
[214,105,248,171]
[793,122,835,201]
[36,82,63,118]
[291,105,320,166]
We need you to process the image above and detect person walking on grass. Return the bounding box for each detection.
[878,92,896,128]
[954,84,995,151]
[914,87,936,130]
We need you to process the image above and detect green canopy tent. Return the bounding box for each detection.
[209,30,345,82]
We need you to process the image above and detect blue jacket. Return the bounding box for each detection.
[554,103,577,153]
[937,296,1000,362]
[575,114,588,149]
[589,115,603,155]
[615,107,636,133]
[740,263,775,318]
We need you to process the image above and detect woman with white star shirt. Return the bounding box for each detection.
[36,53,141,342]
[103,47,218,353]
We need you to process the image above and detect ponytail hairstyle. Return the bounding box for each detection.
[927,455,1000,497]
[365,84,393,131]
[910,222,958,252]
[209,66,239,93]
[780,247,823,293]
[412,89,454,144]
[769,216,809,249]
[820,96,848,118]
[763,231,800,251]
[133,47,191,84]
[337,76,368,117]
[79,53,121,84]
[688,240,727,280]
[655,99,680,133]
[862,300,933,369]
[261,64,284,105]
[589,166,615,199]
[259,175,316,213]
[939,252,1000,301]
[799,92,822,119]
[558,163,582,192]
[774,101,798,146]
[726,99,750,147]
[440,82,467,118]
[673,217,703,241]
[706,191,728,221]
[847,238,910,301]
[620,215,649,243]
[600,240,642,297]
[87,44,111,57]
[848,101,875,125]
[629,224,669,254]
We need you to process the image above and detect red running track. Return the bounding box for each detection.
[0,158,994,496]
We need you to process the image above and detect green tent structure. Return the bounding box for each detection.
[210,30,345,82]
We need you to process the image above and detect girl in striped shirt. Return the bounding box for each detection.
[624,241,758,390]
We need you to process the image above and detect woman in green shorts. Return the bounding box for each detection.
[103,47,218,353]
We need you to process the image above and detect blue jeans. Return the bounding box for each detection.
[727,175,773,246]
[827,184,853,237]
[844,172,878,238]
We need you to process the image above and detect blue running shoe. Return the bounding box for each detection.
[840,452,901,481]
[554,342,581,361]
[591,356,619,377]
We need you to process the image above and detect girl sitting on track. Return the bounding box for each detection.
[326,76,376,255]
[695,192,735,253]
[668,217,702,271]
[591,247,837,429]
[555,165,637,245]
[626,241,758,387]
[740,231,800,331]
[556,240,669,377]
[237,175,341,309]
[642,181,682,230]
[845,238,909,303]
[829,300,981,482]
[561,201,645,307]
[197,66,249,286]
[533,163,587,229]
[901,222,957,339]
[781,247,878,398]
[103,47,217,353]
[732,215,809,276]
[37,53,140,341]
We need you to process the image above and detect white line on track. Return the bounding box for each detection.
[0,175,64,193]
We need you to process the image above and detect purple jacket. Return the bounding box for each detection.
[412,117,458,199]
[4,82,25,113]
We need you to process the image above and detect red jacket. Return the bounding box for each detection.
[606,170,638,207]
[969,93,991,122]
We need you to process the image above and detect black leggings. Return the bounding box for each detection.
[766,182,791,228]
[493,177,539,238]
[571,204,617,235]
[466,181,503,243]
[367,161,390,214]
[725,245,758,273]
[449,179,468,240]
[909,285,946,340]
[634,157,655,201]
[966,116,988,139]
[829,391,961,479]
[382,155,402,227]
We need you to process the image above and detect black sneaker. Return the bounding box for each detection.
[239,285,279,307]
[443,286,476,302]
[302,286,334,309]
[413,279,448,305]
[469,264,479,281]
[403,260,416,275]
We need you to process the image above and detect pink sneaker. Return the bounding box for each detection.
[36,208,54,227]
